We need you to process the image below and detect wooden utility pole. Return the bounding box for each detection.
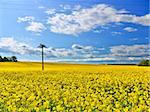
[38,44,47,71]
[41,46,44,71]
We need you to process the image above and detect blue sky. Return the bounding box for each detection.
[0,0,149,64]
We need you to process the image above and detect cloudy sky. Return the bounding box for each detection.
[0,0,149,64]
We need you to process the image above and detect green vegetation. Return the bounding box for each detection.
[138,60,150,66]
[0,56,17,62]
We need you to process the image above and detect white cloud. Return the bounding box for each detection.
[0,38,16,47]
[17,16,46,34]
[45,47,75,58]
[117,9,129,14]
[73,5,81,11]
[45,8,56,15]
[93,30,103,33]
[60,4,71,10]
[115,22,123,26]
[47,4,150,35]
[0,37,36,55]
[133,14,150,26]
[129,38,138,41]
[59,4,81,13]
[73,57,115,61]
[124,27,137,32]
[72,44,93,51]
[17,16,35,23]
[0,37,72,57]
[0,37,149,62]
[71,44,106,58]
[110,44,150,57]
[38,6,45,9]
[25,22,46,33]
[112,31,122,35]
[0,37,74,57]
[0,38,104,59]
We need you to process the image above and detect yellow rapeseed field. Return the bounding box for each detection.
[0,62,150,112]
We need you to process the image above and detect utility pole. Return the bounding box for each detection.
[38,44,47,71]
[42,46,44,71]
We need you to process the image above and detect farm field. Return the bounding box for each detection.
[0,62,150,112]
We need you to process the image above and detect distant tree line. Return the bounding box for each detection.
[138,60,150,66]
[0,56,17,62]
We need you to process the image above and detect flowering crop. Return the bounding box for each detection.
[0,63,150,111]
